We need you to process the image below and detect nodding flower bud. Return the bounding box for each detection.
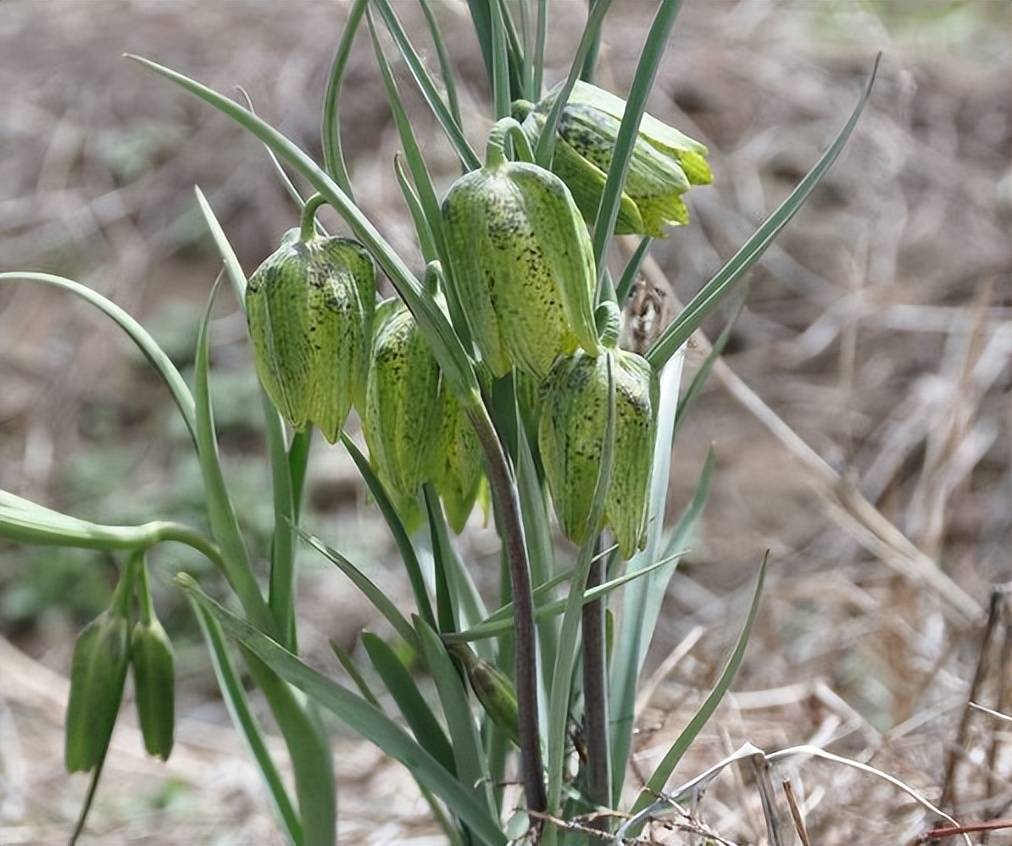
[364,300,444,502]
[515,81,712,237]
[441,138,599,379]
[245,229,375,443]
[65,565,134,773]
[538,347,658,558]
[130,616,175,761]
[448,644,519,746]
[130,562,175,761]
[434,391,483,533]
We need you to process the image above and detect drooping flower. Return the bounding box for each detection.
[246,229,374,442]
[442,143,599,379]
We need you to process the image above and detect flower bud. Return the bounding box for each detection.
[442,148,599,378]
[538,346,657,557]
[246,229,375,442]
[364,300,444,500]
[434,391,483,533]
[515,81,712,237]
[448,644,519,746]
[65,596,131,772]
[130,615,175,761]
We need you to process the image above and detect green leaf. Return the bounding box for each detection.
[490,0,511,121]
[366,11,450,275]
[331,639,468,846]
[321,0,367,195]
[298,528,418,650]
[177,577,506,846]
[415,616,497,820]
[236,87,307,211]
[340,434,437,631]
[544,356,617,829]
[532,0,548,97]
[243,655,336,846]
[194,284,336,846]
[192,277,274,633]
[422,486,460,635]
[673,295,746,438]
[615,237,652,304]
[191,599,302,845]
[394,155,438,264]
[579,0,605,82]
[591,0,682,282]
[631,552,769,813]
[647,55,881,369]
[533,0,614,167]
[0,272,195,445]
[515,424,558,682]
[361,631,456,775]
[465,0,495,91]
[421,484,493,661]
[370,0,481,170]
[193,186,299,650]
[608,351,686,803]
[418,0,463,127]
[445,553,681,643]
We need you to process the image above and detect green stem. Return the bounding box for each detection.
[136,552,155,626]
[485,117,535,167]
[299,194,328,242]
[288,429,313,521]
[580,536,611,831]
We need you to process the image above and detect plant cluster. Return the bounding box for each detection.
[0,2,876,843]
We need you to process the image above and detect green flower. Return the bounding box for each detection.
[364,300,444,503]
[245,229,375,443]
[538,322,657,558]
[442,142,599,379]
[516,80,712,237]
[434,391,483,533]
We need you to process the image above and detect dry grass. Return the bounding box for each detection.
[0,1,1010,843]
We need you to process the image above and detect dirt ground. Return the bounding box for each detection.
[1,1,1010,844]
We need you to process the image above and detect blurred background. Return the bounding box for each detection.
[1,0,1009,843]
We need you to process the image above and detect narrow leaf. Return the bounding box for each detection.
[417,0,463,126]
[181,577,506,846]
[370,0,481,169]
[632,552,769,813]
[534,0,614,167]
[609,350,685,802]
[647,56,881,369]
[591,0,682,281]
[321,0,368,194]
[193,278,274,633]
[193,186,299,649]
[415,616,496,819]
[673,295,746,437]
[362,632,456,774]
[191,599,302,845]
[341,434,437,630]
[615,237,652,305]
[299,528,419,650]
[445,554,681,643]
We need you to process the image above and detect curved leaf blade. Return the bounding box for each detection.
[179,577,505,846]
[646,56,881,369]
